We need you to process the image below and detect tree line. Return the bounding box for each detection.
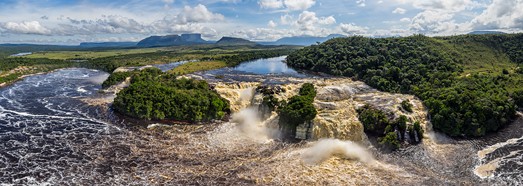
[287,34,523,137]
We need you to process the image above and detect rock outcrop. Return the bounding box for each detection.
[213,77,430,143]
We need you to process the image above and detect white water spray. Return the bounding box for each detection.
[301,138,374,164]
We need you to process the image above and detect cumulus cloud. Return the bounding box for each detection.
[356,0,366,7]
[409,10,463,34]
[284,0,316,10]
[0,4,224,38]
[396,0,476,12]
[259,0,284,9]
[471,0,523,30]
[280,14,293,25]
[400,18,411,22]
[174,4,225,24]
[395,0,480,34]
[296,11,336,31]
[0,21,51,35]
[268,20,277,28]
[258,0,315,11]
[392,8,406,14]
[70,15,147,34]
[339,23,368,35]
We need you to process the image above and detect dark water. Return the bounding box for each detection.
[9,52,32,57]
[1,66,523,185]
[0,69,127,184]
[232,56,302,76]
[194,56,316,83]
[153,61,189,72]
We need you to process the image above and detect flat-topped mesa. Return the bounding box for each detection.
[212,78,430,143]
[136,33,209,47]
[215,37,257,46]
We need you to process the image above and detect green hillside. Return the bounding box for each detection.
[287,34,523,137]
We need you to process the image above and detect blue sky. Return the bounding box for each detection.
[0,0,521,44]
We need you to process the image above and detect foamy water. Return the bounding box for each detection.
[1,67,523,185]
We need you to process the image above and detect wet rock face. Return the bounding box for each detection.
[212,78,430,143]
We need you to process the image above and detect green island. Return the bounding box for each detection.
[286,34,523,137]
[357,104,423,149]
[112,68,230,122]
[277,83,318,138]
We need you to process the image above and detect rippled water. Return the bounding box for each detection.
[0,69,125,184]
[201,56,311,81]
[1,67,523,185]
[232,56,301,76]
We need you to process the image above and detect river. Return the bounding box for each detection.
[0,57,522,185]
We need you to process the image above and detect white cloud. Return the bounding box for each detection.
[392,8,406,14]
[175,4,224,24]
[471,0,523,30]
[258,0,315,11]
[0,21,51,35]
[259,0,284,9]
[268,20,277,28]
[280,14,293,25]
[284,0,316,11]
[339,23,368,35]
[162,0,175,9]
[409,10,465,34]
[356,0,366,7]
[396,0,477,12]
[400,18,411,22]
[296,11,336,31]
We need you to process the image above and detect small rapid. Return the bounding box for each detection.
[2,60,523,185]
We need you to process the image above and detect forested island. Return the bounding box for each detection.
[101,48,297,123]
[287,34,523,137]
[112,68,230,122]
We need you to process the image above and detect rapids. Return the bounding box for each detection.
[1,57,523,185]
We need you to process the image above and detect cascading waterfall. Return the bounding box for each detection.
[2,63,523,185]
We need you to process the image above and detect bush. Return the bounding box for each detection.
[102,71,134,88]
[379,132,401,150]
[401,100,413,113]
[512,90,523,108]
[278,83,317,138]
[286,34,522,137]
[112,69,230,122]
[357,104,390,135]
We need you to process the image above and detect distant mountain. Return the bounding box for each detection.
[136,33,210,47]
[216,37,257,46]
[79,42,137,48]
[180,33,207,43]
[259,34,346,46]
[468,31,506,35]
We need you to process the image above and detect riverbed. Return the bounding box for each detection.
[0,57,522,185]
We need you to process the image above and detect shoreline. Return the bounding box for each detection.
[0,67,94,89]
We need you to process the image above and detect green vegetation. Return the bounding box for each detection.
[101,71,134,88]
[257,85,285,113]
[287,34,523,137]
[357,104,423,150]
[23,48,162,60]
[0,57,75,85]
[380,132,400,149]
[278,83,317,138]
[401,100,413,113]
[169,61,227,75]
[513,90,523,108]
[112,68,230,122]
